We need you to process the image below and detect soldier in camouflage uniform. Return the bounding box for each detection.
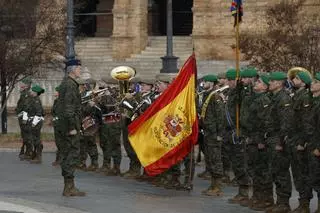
[289,71,313,213]
[98,78,122,176]
[55,59,85,197]
[78,79,100,172]
[266,71,293,213]
[238,68,258,207]
[246,75,274,211]
[16,77,33,160]
[52,86,62,166]
[305,73,320,213]
[224,69,250,204]
[122,78,155,179]
[200,74,224,196]
[27,85,45,164]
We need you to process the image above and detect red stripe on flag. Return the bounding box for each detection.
[128,54,196,135]
[144,120,198,176]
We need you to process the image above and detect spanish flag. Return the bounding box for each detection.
[128,54,198,176]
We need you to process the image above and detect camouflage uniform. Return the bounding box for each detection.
[79,101,100,171]
[247,91,273,209]
[98,93,122,175]
[16,89,33,159]
[304,95,320,210]
[225,87,250,200]
[201,88,225,195]
[52,97,62,165]
[55,76,82,180]
[290,88,313,208]
[27,95,44,162]
[122,92,141,177]
[268,88,293,209]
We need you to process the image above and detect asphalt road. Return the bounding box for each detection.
[0,152,318,213]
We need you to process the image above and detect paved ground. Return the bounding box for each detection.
[0,151,319,213]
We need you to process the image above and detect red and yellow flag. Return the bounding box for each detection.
[128,54,198,176]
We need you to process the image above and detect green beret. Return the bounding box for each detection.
[260,75,270,86]
[21,77,32,85]
[241,68,258,78]
[269,72,287,81]
[203,74,218,82]
[226,68,237,80]
[55,86,60,92]
[296,71,312,85]
[31,85,45,94]
[217,72,226,79]
[315,73,320,81]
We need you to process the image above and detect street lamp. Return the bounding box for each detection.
[66,0,76,73]
[160,0,179,73]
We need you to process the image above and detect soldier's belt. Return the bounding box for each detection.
[102,113,121,124]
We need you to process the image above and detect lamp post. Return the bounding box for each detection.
[160,0,178,73]
[66,0,76,72]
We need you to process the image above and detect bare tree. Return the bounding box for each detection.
[0,0,65,132]
[240,0,320,73]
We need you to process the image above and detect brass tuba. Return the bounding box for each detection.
[110,66,136,96]
[287,67,312,81]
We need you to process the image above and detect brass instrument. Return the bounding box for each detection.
[287,67,312,81]
[131,91,158,121]
[110,66,136,96]
[81,88,110,104]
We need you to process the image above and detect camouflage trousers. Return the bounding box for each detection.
[225,131,249,186]
[100,122,122,166]
[30,122,43,157]
[308,150,320,198]
[80,135,98,164]
[203,132,223,178]
[290,144,313,202]
[269,136,292,204]
[58,130,81,179]
[19,121,33,154]
[122,118,141,172]
[246,140,273,200]
[53,124,63,162]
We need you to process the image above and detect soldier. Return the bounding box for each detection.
[98,78,122,176]
[55,59,85,197]
[266,71,293,213]
[78,79,100,172]
[224,69,250,204]
[305,73,320,213]
[246,74,273,211]
[28,84,45,164]
[52,86,62,166]
[238,67,258,207]
[217,72,232,184]
[200,74,224,196]
[16,77,33,160]
[122,78,155,179]
[290,71,313,213]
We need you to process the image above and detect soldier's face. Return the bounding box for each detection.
[311,81,320,93]
[219,78,227,86]
[74,66,81,78]
[254,79,267,92]
[227,80,237,89]
[54,91,59,98]
[268,80,282,91]
[292,76,303,88]
[140,83,152,93]
[19,83,29,91]
[203,81,212,89]
[30,91,37,97]
[156,81,168,93]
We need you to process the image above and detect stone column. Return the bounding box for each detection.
[129,0,148,54]
[112,0,133,60]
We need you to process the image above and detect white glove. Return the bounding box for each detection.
[22,112,28,124]
[32,116,43,127]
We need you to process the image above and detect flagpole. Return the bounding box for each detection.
[235,4,240,137]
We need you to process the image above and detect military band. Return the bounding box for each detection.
[15,61,320,213]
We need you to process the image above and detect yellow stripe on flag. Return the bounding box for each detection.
[129,74,196,166]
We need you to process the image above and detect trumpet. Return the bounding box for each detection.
[81,88,110,104]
